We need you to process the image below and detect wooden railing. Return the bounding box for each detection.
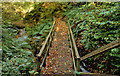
[68,20,120,76]
[78,39,120,76]
[36,18,56,72]
[68,21,80,72]
[80,39,120,61]
[35,18,120,75]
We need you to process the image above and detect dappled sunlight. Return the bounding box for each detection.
[56,27,59,32]
[54,38,57,42]
[2,2,119,75]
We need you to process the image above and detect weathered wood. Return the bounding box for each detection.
[76,72,117,76]
[36,19,56,57]
[40,38,51,68]
[68,22,76,71]
[80,39,120,61]
[67,19,119,75]
[68,28,77,72]
[36,18,56,71]
[76,58,80,72]
[69,23,80,59]
[68,21,80,72]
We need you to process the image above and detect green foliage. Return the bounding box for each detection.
[2,21,37,74]
[25,19,53,54]
[2,2,34,22]
[23,2,71,23]
[2,17,53,74]
[66,2,120,74]
[2,2,53,73]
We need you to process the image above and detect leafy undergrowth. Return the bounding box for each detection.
[2,21,36,74]
[2,18,53,74]
[25,19,53,57]
[2,2,75,74]
[66,2,120,75]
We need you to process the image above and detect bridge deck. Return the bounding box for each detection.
[40,18,74,74]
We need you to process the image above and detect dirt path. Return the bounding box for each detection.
[40,18,74,74]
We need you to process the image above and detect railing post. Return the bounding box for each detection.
[36,17,56,73]
[76,58,80,72]
[68,20,81,74]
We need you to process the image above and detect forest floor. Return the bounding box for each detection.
[40,18,74,74]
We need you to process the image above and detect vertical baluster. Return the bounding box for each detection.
[76,58,80,72]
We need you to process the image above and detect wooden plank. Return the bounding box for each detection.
[36,19,56,57]
[80,39,120,61]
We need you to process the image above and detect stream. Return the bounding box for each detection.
[79,49,91,73]
[80,61,90,72]
[16,29,28,46]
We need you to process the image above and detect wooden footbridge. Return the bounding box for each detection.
[36,17,120,76]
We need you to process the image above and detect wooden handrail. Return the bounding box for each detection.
[75,72,117,76]
[35,18,56,72]
[68,21,80,59]
[68,21,80,72]
[68,19,120,75]
[36,19,56,57]
[68,27,77,72]
[80,39,120,61]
